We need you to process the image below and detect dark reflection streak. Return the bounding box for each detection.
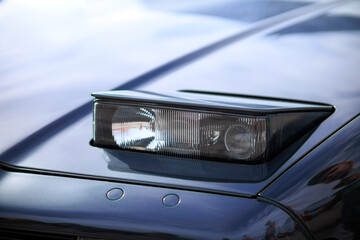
[0,218,193,240]
[0,101,92,164]
[0,20,269,163]
[273,15,360,35]
[143,0,309,23]
[0,1,347,163]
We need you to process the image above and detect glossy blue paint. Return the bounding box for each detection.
[0,169,305,239]
[0,0,344,158]
[261,115,360,239]
[0,0,246,153]
[0,1,359,239]
[0,0,359,197]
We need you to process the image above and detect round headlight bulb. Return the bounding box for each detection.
[224,125,254,160]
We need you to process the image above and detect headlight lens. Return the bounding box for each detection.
[96,104,266,162]
[92,90,333,164]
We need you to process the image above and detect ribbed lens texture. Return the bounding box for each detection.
[155,109,201,158]
[109,105,266,161]
[112,107,156,150]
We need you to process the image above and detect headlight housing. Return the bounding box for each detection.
[92,90,333,164]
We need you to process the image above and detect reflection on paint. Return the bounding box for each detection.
[262,116,360,239]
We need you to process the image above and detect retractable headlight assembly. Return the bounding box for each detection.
[92,90,333,164]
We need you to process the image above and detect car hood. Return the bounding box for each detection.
[1,0,360,196]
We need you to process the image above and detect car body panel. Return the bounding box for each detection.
[0,0,246,152]
[1,0,359,197]
[0,169,306,240]
[260,115,360,239]
[0,1,360,238]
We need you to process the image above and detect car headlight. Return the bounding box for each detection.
[92,90,333,163]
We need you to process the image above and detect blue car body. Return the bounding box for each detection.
[0,0,359,239]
